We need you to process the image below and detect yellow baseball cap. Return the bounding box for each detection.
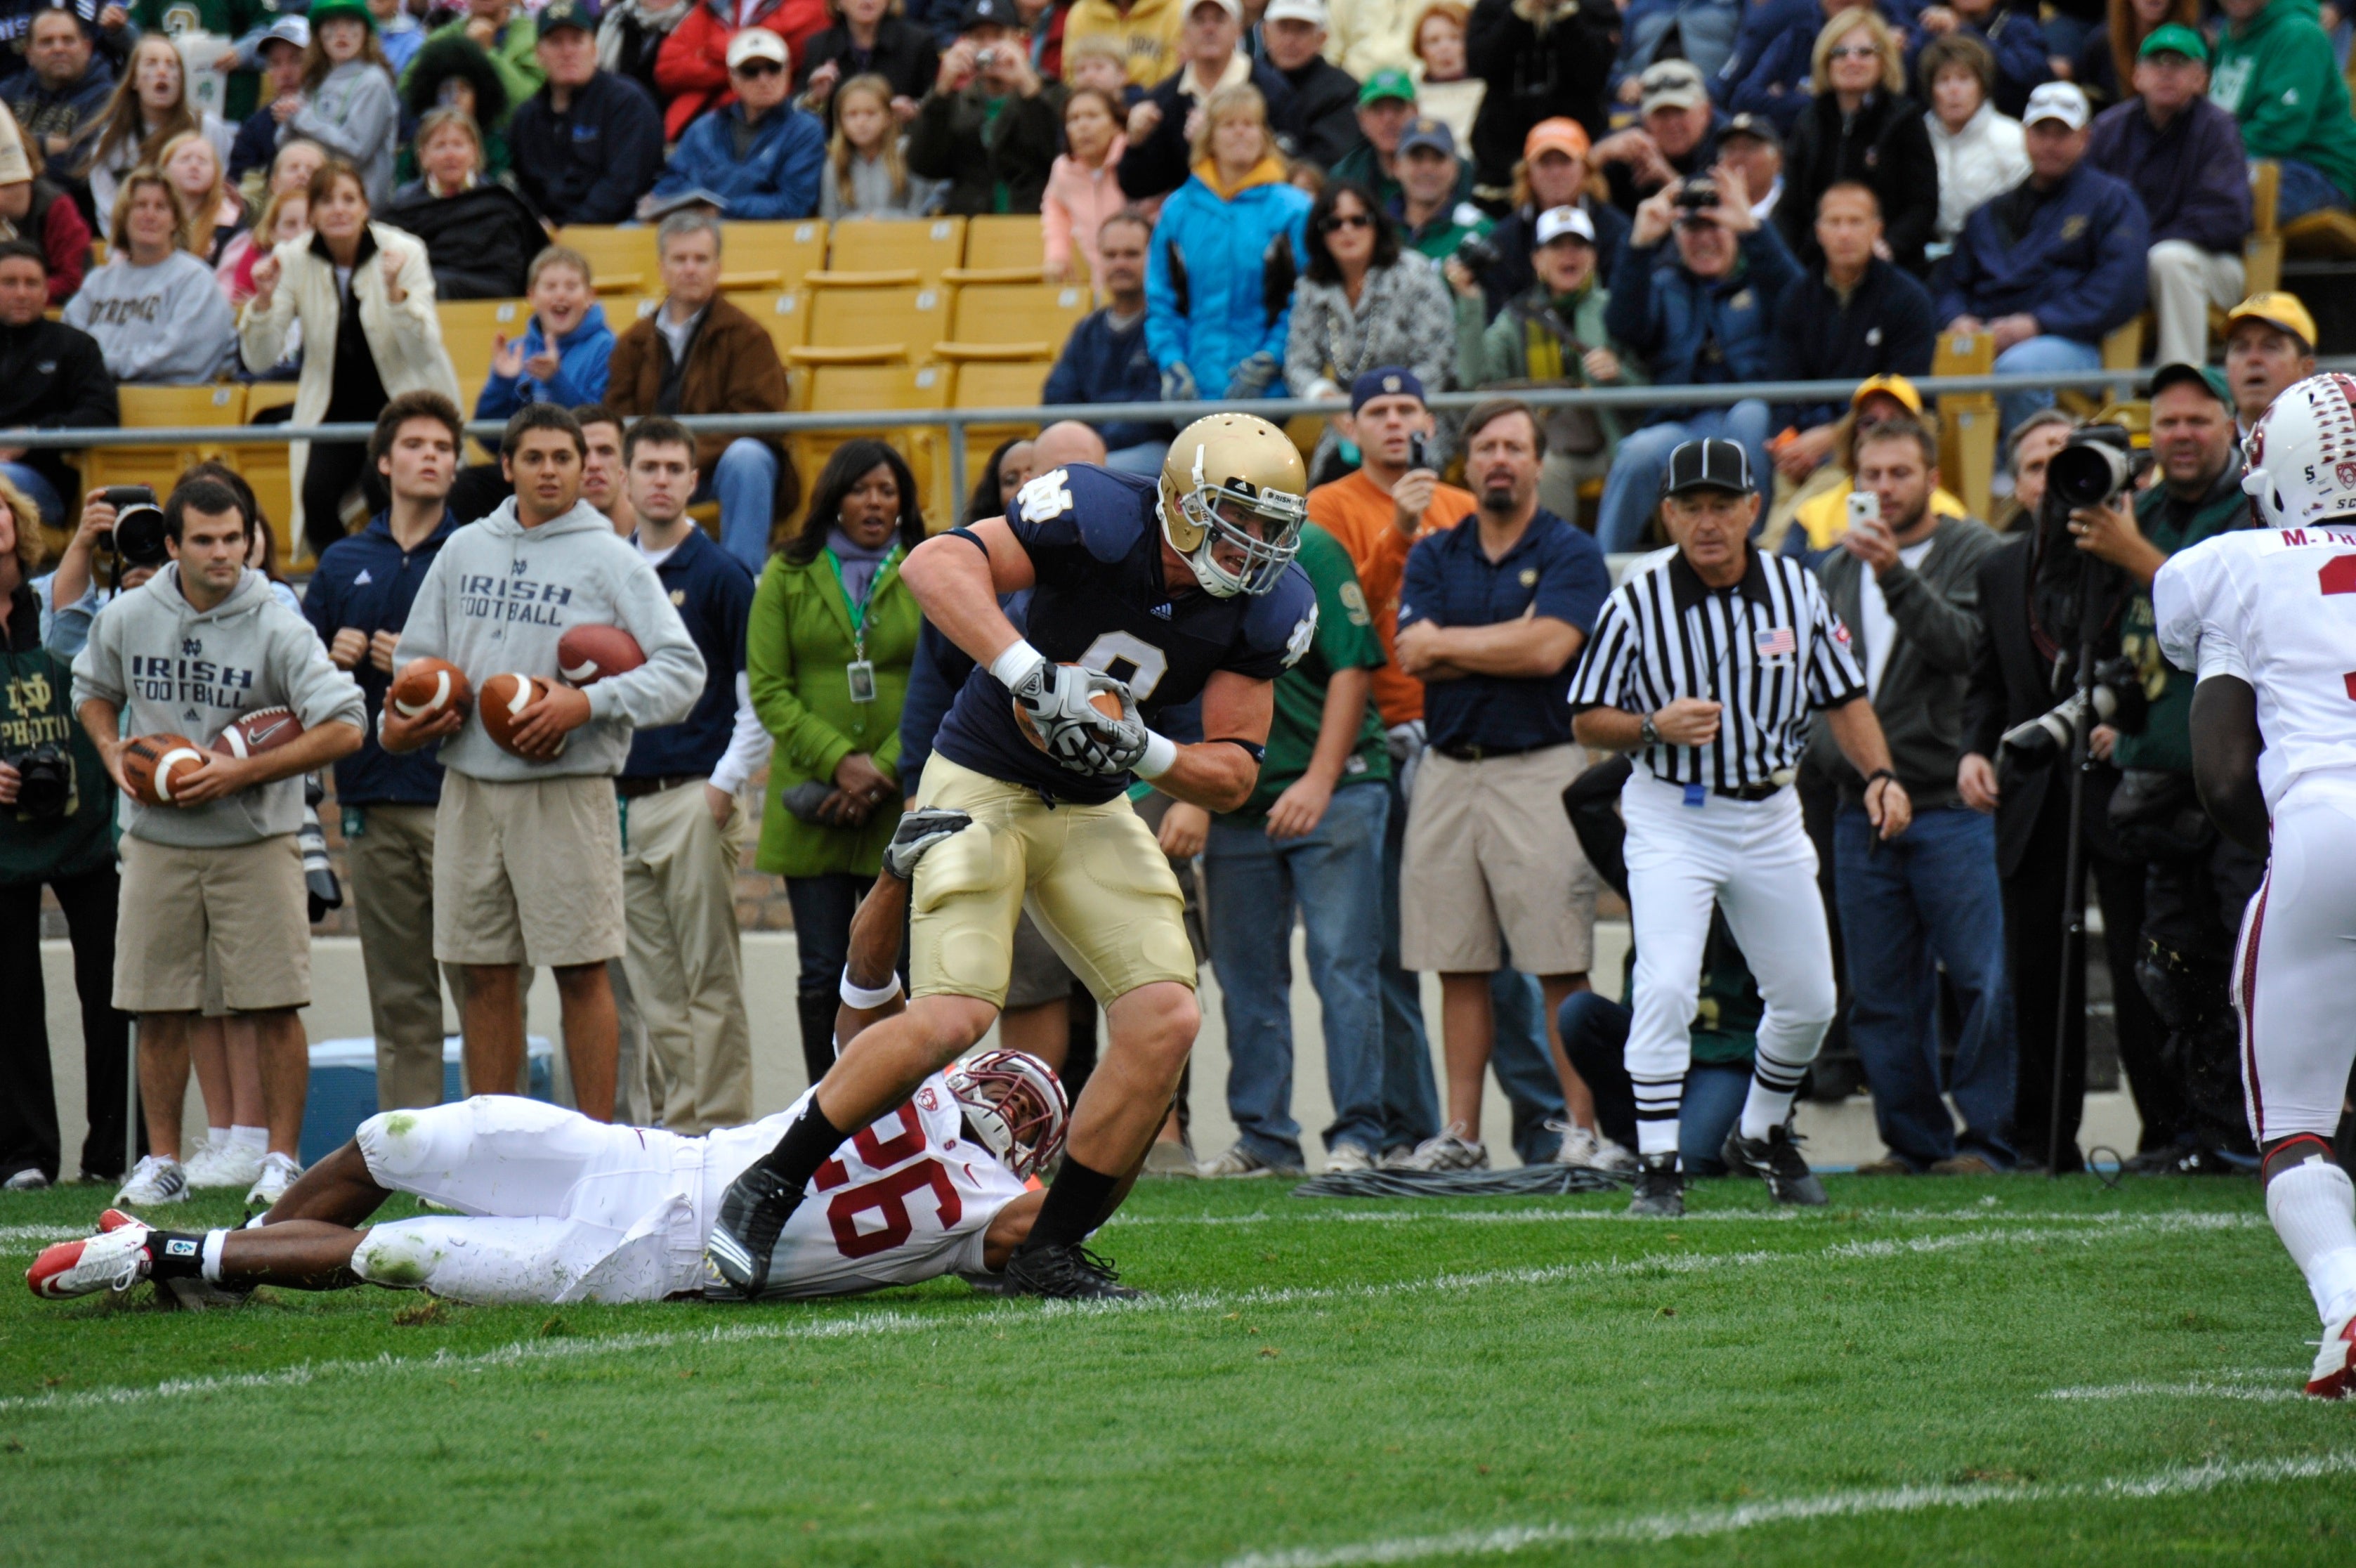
[1850,373,1923,414]
[2226,291,2317,350]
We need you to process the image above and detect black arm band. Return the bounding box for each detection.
[945,526,991,557]
[1208,738,1267,764]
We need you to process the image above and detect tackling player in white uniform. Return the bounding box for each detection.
[29,812,1068,1309]
[2155,372,2356,1398]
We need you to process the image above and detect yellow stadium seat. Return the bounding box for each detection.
[718,221,829,293]
[438,298,529,413]
[941,346,1052,515]
[747,289,807,356]
[802,273,949,351]
[788,351,948,526]
[961,214,1046,275]
[1932,329,1998,525]
[827,216,966,281]
[236,383,301,556]
[85,383,247,504]
[941,273,1091,353]
[555,225,659,294]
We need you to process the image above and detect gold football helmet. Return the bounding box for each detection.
[1157,414,1309,596]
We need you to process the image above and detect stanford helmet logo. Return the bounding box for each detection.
[2335,462,2356,489]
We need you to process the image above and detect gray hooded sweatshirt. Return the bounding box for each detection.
[70,564,367,848]
[393,496,705,782]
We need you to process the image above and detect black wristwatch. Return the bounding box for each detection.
[1864,768,1899,793]
[1638,713,1661,748]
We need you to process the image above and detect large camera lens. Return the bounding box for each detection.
[2048,429,2138,509]
[112,503,170,569]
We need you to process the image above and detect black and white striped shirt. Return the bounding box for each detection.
[1569,547,1866,790]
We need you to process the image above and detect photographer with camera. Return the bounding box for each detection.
[906,0,1064,214]
[2084,363,2263,1175]
[0,473,131,1192]
[41,485,174,657]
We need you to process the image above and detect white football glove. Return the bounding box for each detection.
[1042,674,1146,777]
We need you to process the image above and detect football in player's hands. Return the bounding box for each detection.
[390,657,472,721]
[556,625,645,687]
[120,733,206,806]
[1011,662,1120,750]
[480,672,568,758]
[210,706,304,759]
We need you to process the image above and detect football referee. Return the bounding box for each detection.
[1568,439,1913,1217]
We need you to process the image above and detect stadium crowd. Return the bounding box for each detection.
[0,0,2350,1206]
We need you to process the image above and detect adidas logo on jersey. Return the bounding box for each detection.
[1151,603,1171,619]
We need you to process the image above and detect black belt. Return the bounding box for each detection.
[615,773,703,800]
[1434,741,1557,762]
[1713,781,1786,802]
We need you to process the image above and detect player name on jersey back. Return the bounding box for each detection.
[2156,523,2356,806]
[929,464,1316,804]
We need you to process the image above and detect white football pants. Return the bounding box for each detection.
[2232,773,2356,1144]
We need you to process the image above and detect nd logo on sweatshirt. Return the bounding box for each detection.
[457,556,579,627]
[129,636,261,709]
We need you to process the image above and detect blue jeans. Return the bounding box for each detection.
[1558,990,1749,1174]
[693,438,781,576]
[1991,336,2100,442]
[1204,783,1390,1161]
[1597,401,1772,554]
[2272,157,2348,224]
[1377,771,1441,1151]
[1103,441,1168,476]
[1,463,62,531]
[1833,803,2013,1168]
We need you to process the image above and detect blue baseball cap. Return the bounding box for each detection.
[1351,367,1426,413]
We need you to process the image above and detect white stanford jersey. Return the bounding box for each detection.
[2154,523,2356,810]
[705,1079,1029,1300]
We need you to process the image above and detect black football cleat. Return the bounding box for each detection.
[703,1163,803,1298]
[1722,1123,1828,1206]
[1626,1152,1684,1217]
[1001,1243,1142,1300]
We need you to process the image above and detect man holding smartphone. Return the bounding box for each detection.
[1803,415,2008,1175]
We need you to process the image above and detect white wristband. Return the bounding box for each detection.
[1134,729,1179,780]
[989,639,1046,691]
[839,971,903,1010]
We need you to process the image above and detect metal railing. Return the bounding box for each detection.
[23,361,2345,512]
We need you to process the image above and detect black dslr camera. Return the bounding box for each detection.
[1675,177,1721,218]
[1452,231,1502,280]
[4,741,72,819]
[95,484,169,588]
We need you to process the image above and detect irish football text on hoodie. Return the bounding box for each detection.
[68,563,367,847]
[393,496,705,781]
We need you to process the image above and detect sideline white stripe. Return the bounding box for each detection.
[1106,1208,2267,1231]
[0,1215,2264,1418]
[2044,1379,2304,1404]
[0,1224,83,1246]
[1202,1451,2356,1568]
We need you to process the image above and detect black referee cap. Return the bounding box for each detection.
[1661,437,1756,498]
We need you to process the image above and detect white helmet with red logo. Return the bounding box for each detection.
[943,1049,1068,1179]
[2243,372,2356,528]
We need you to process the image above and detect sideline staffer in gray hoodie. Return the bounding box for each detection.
[70,477,367,1210]
[385,403,703,1121]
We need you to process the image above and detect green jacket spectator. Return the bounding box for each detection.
[405,1,542,129]
[2210,0,2356,215]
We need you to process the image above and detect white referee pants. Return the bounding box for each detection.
[1621,771,1838,1154]
[2232,773,2356,1145]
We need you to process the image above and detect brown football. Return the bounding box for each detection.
[211,705,304,758]
[478,672,565,759]
[1011,664,1124,752]
[389,657,472,721]
[556,625,646,687]
[120,733,207,808]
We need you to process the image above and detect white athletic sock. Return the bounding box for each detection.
[1631,1076,1682,1157]
[204,1125,230,1150]
[199,1229,229,1286]
[1739,1049,1811,1142]
[2267,1156,2356,1326]
[229,1125,268,1153]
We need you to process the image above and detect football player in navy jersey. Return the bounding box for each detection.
[706,414,1321,1300]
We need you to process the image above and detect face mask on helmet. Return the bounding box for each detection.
[944,1049,1068,1179]
[1160,447,1307,597]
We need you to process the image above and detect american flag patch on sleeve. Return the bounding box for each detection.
[1755,626,1797,658]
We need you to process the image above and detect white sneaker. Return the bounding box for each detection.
[26,1219,153,1299]
[1550,1121,1638,1174]
[4,1167,49,1191]
[2308,1312,2356,1399]
[182,1139,265,1191]
[1322,1142,1379,1175]
[1196,1143,1302,1179]
[244,1151,301,1213]
[1395,1123,1489,1172]
[114,1155,188,1208]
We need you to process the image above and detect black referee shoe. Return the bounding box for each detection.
[1627,1153,1684,1217]
[1001,1243,1142,1300]
[1723,1123,1828,1206]
[704,1164,804,1298]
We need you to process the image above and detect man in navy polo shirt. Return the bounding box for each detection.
[506,0,666,227]
[1392,397,1621,1172]
[303,391,470,1112]
[614,414,768,1135]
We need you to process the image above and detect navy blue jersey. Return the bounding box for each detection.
[931,464,1318,804]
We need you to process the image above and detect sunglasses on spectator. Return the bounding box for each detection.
[1826,44,1880,58]
[732,58,785,76]
[1320,212,1373,232]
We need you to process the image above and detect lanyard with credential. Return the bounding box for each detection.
[825,545,898,703]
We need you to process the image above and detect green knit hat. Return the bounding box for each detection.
[308,0,379,34]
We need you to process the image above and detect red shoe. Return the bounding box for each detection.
[26,1220,153,1300]
[2306,1312,2356,1399]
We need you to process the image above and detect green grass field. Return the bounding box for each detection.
[0,1172,2345,1566]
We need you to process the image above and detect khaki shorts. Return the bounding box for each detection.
[908,754,1196,1007]
[1401,743,1598,975]
[434,770,625,969]
[114,832,310,1014]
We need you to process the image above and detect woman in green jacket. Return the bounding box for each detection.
[747,438,926,1082]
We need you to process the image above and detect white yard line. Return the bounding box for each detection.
[1106,1207,2266,1231]
[2044,1379,2305,1404]
[1200,1451,2356,1568]
[0,1214,2263,1417]
[0,1224,81,1248]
